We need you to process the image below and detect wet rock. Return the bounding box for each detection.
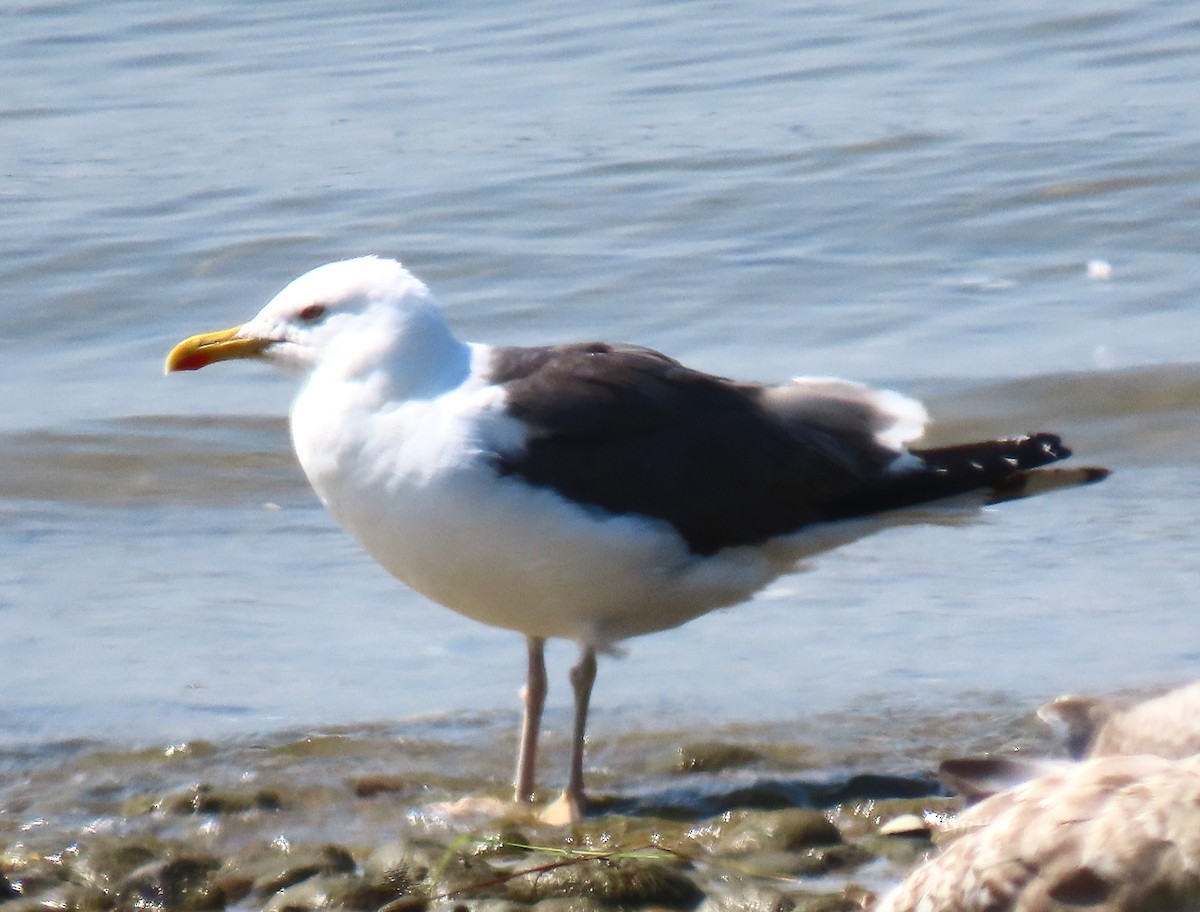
[366,837,501,900]
[263,871,411,912]
[701,885,868,912]
[119,793,162,816]
[709,809,842,855]
[786,843,873,877]
[212,871,255,906]
[232,842,358,898]
[86,741,218,768]
[718,781,812,811]
[67,838,164,892]
[6,882,113,911]
[378,894,435,912]
[525,814,690,857]
[362,841,429,888]
[808,774,941,806]
[427,848,505,900]
[697,879,797,912]
[505,854,703,909]
[714,843,871,880]
[876,813,928,837]
[829,796,959,841]
[529,896,610,912]
[427,901,517,912]
[855,833,930,869]
[854,804,940,868]
[160,782,282,814]
[3,854,69,900]
[351,774,418,798]
[789,891,869,912]
[675,743,766,774]
[478,828,544,860]
[115,854,224,910]
[357,849,427,910]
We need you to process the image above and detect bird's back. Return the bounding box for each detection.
[488,342,1104,555]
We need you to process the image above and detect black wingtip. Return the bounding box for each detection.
[910,431,1076,476]
[823,432,1106,521]
[1016,431,1073,467]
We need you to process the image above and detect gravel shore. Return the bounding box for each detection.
[0,703,1060,911]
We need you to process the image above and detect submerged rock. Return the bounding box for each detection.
[505,854,703,909]
[700,883,870,912]
[696,879,797,912]
[4,852,81,900]
[262,871,414,912]
[229,842,358,898]
[10,839,226,911]
[67,837,163,892]
[116,854,224,910]
[361,841,430,888]
[351,774,419,798]
[790,893,869,912]
[10,881,113,911]
[160,782,283,814]
[707,808,842,855]
[675,743,767,775]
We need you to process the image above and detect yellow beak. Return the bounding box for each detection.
[164,326,269,373]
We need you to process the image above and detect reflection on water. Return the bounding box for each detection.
[0,416,298,506]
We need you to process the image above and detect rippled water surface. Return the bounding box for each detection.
[3,0,1199,782]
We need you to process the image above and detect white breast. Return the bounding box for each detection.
[286,353,807,647]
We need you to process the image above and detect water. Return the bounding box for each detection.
[3,0,1200,769]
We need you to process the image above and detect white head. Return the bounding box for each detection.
[166,256,469,395]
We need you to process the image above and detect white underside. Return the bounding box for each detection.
[290,346,910,648]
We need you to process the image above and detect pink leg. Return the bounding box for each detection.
[514,635,547,803]
[556,643,597,822]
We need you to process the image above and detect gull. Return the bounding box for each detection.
[940,681,1200,802]
[165,256,1107,823]
[877,754,1200,912]
[1040,680,1200,761]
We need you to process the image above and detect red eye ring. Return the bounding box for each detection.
[299,304,327,322]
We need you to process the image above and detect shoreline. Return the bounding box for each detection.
[0,697,1072,910]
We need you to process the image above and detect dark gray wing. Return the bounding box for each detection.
[487,343,926,555]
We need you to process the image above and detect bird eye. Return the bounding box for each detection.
[298,304,327,322]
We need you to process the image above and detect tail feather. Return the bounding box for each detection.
[826,432,1108,519]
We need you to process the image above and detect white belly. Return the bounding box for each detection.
[289,368,873,647]
[324,452,784,644]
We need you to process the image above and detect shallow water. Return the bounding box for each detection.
[3,0,1199,785]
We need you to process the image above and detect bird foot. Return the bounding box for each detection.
[538,790,587,826]
[429,795,521,820]
[428,792,588,826]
